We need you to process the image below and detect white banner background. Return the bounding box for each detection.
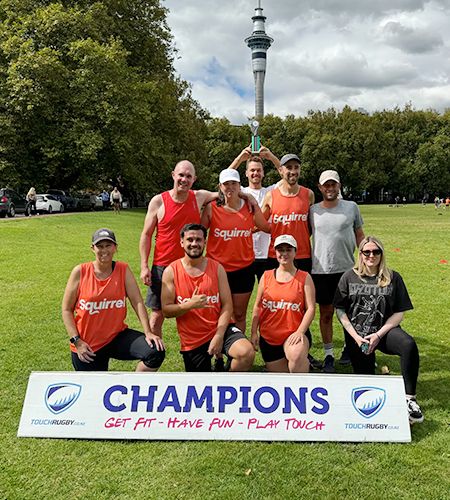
[18,372,411,442]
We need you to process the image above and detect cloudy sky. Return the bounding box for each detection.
[164,0,450,124]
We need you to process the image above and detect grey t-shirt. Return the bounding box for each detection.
[309,200,363,274]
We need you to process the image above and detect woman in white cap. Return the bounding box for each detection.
[62,228,165,371]
[201,168,270,334]
[251,234,315,372]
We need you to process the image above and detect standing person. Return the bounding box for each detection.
[62,228,165,372]
[251,235,315,373]
[229,145,281,281]
[201,169,270,334]
[101,190,110,210]
[261,154,315,272]
[110,187,122,214]
[139,160,221,339]
[161,223,255,372]
[309,170,365,373]
[333,236,423,424]
[26,187,37,216]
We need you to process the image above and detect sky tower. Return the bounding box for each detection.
[245,0,273,118]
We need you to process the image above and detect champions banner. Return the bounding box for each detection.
[18,372,411,442]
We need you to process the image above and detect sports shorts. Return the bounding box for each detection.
[71,328,165,371]
[259,330,312,363]
[145,265,166,310]
[181,324,246,372]
[311,272,343,305]
[226,262,256,294]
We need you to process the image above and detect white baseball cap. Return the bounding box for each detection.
[219,169,240,184]
[319,170,340,185]
[274,234,297,249]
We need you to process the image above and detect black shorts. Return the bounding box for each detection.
[311,273,343,305]
[259,330,312,363]
[226,262,256,294]
[267,257,312,273]
[145,265,166,310]
[181,324,246,372]
[71,328,165,371]
[254,259,269,282]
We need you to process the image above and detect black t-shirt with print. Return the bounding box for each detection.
[333,269,413,337]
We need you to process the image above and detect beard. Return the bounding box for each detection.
[185,246,204,259]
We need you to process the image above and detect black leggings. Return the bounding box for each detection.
[345,327,419,395]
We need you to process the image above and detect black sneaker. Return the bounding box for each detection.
[339,345,351,366]
[407,398,424,424]
[323,355,335,373]
[308,354,323,370]
[213,357,225,372]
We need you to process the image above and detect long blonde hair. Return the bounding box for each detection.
[354,235,392,287]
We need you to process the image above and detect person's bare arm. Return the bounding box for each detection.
[208,264,233,355]
[195,190,219,210]
[250,275,265,351]
[200,202,212,229]
[62,266,95,363]
[355,227,365,247]
[228,146,252,170]
[125,265,164,349]
[253,205,271,233]
[259,146,281,171]
[308,188,315,205]
[287,274,316,345]
[261,190,273,219]
[139,195,163,285]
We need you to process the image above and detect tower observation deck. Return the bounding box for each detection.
[244,0,273,118]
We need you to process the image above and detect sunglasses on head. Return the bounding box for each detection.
[361,249,382,256]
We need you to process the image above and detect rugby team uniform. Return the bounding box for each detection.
[170,257,245,371]
[72,261,164,371]
[146,190,200,309]
[267,186,312,272]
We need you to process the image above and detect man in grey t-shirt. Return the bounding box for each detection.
[309,170,365,373]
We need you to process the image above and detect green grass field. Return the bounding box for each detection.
[1,205,449,500]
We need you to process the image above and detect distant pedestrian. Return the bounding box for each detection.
[101,190,109,210]
[26,187,37,216]
[110,187,122,214]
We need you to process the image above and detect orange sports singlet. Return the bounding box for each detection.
[206,202,254,272]
[269,187,311,259]
[153,190,200,267]
[171,258,222,351]
[259,269,307,345]
[72,261,128,352]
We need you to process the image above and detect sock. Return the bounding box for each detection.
[406,394,416,401]
[324,343,334,358]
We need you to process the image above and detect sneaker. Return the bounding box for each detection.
[339,345,351,366]
[308,354,323,370]
[323,355,335,373]
[213,357,225,372]
[407,398,424,424]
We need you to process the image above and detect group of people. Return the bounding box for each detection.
[62,146,424,424]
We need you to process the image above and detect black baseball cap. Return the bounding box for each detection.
[92,228,117,245]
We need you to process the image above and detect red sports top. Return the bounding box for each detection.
[171,258,222,351]
[206,202,254,272]
[153,190,200,267]
[259,269,307,345]
[72,261,128,352]
[269,186,311,259]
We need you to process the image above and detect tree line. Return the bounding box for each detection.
[1,1,449,202]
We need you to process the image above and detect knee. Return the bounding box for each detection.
[234,341,255,365]
[142,347,165,370]
[401,334,419,357]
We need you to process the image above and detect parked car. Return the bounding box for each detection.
[0,188,28,217]
[36,194,64,214]
[73,193,93,211]
[94,195,103,210]
[47,189,76,210]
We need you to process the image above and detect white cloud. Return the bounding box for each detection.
[164,0,450,123]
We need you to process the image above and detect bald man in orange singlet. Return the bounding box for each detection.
[139,161,219,339]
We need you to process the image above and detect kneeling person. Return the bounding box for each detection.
[62,228,165,371]
[251,235,315,373]
[161,223,255,372]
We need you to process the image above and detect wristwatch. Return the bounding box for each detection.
[69,335,80,345]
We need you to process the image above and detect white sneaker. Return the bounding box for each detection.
[407,398,424,424]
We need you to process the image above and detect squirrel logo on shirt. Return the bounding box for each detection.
[214,228,252,241]
[177,293,219,305]
[78,298,126,315]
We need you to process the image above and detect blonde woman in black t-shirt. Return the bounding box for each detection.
[333,236,423,424]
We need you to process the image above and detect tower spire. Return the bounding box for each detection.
[244,0,273,118]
